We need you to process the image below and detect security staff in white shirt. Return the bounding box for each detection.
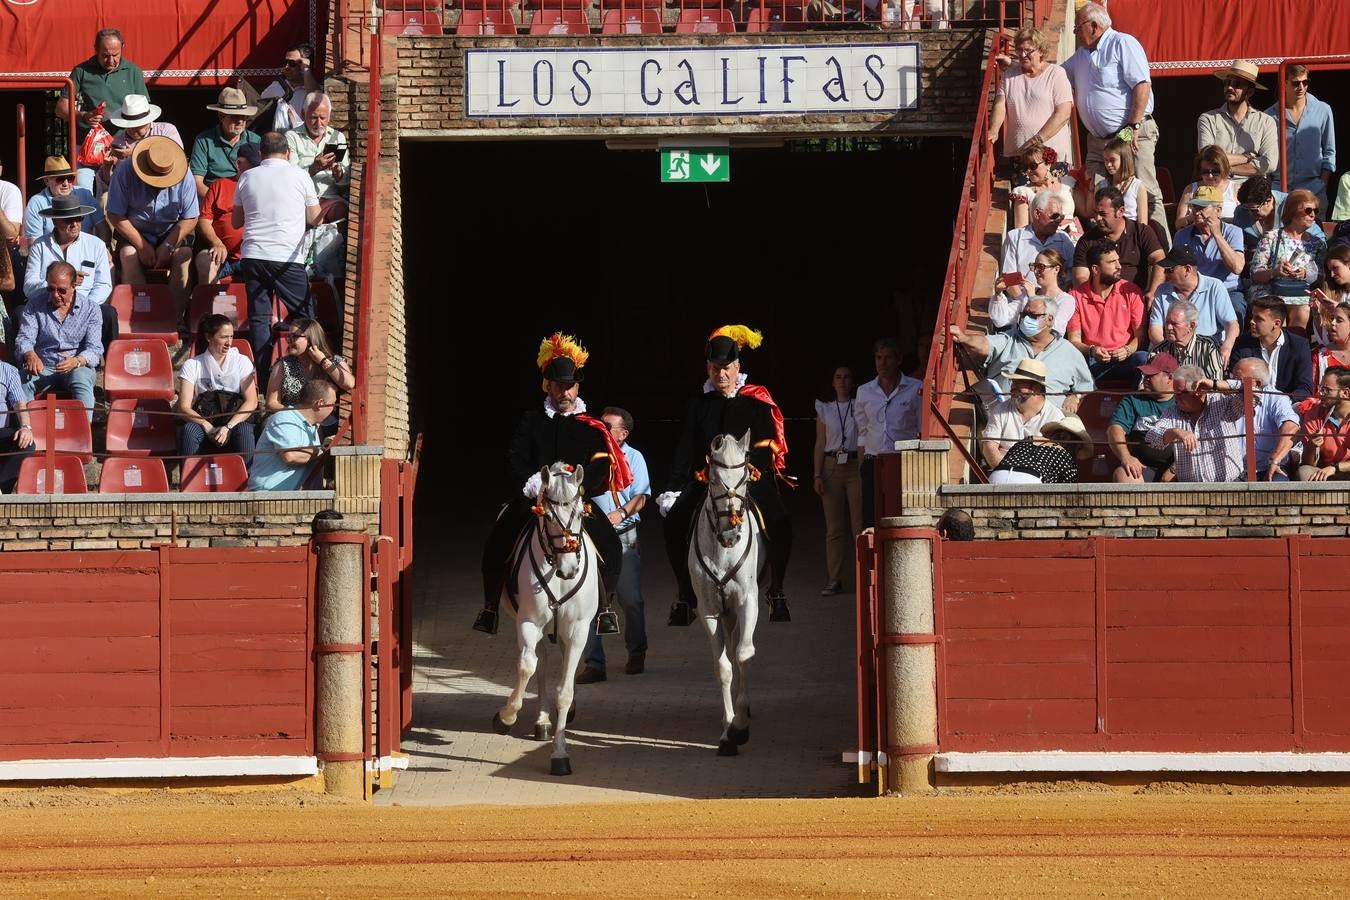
[854,338,921,528]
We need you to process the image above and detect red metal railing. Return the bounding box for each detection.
[1275,55,1350,196]
[5,76,78,200]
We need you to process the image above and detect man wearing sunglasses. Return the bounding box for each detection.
[1197,60,1278,191]
[1264,65,1335,211]
[22,157,104,241]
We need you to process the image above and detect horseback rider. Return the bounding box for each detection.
[473,334,630,636]
[658,325,794,626]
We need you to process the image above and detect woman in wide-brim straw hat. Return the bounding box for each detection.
[657,325,795,626]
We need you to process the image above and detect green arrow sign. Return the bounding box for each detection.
[660,148,730,183]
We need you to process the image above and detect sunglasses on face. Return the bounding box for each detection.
[49,175,75,183]
[1048,212,1064,223]
[1224,79,1249,89]
[1289,79,1309,87]
[1029,262,1058,271]
[1302,206,1320,215]
[1199,167,1221,177]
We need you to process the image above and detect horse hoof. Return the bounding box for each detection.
[533,722,554,742]
[717,739,739,757]
[550,757,573,776]
[491,712,512,735]
[567,705,577,725]
[728,724,750,746]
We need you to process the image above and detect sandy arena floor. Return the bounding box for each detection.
[1,792,1348,897]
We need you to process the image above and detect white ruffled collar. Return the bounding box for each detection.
[544,395,586,418]
[703,373,747,395]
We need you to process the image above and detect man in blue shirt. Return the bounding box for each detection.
[576,407,652,683]
[1063,1,1170,246]
[24,195,115,352]
[1173,192,1246,321]
[23,156,103,240]
[248,379,334,491]
[15,261,102,421]
[1265,64,1336,210]
[0,359,35,493]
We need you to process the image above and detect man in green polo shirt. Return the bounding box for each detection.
[55,28,149,192]
[189,87,262,201]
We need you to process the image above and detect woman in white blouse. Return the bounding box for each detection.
[177,313,259,462]
[813,365,862,597]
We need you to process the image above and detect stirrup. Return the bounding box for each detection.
[767,591,791,623]
[596,609,620,635]
[667,600,695,627]
[472,608,499,635]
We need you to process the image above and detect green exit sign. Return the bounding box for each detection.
[660,148,730,183]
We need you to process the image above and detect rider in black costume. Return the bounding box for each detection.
[659,325,794,626]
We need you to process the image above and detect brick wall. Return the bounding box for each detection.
[0,494,375,551]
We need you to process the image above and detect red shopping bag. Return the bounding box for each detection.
[77,103,112,167]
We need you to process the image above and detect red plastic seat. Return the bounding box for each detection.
[675,7,734,31]
[180,454,249,493]
[600,7,662,32]
[744,5,805,29]
[99,457,170,494]
[526,0,588,10]
[189,283,250,336]
[384,10,446,33]
[26,398,93,463]
[109,284,177,345]
[103,340,175,401]
[528,8,591,31]
[309,279,342,345]
[1156,166,1177,218]
[232,338,256,366]
[16,454,88,495]
[456,8,519,32]
[105,399,178,457]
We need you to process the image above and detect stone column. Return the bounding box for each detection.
[879,513,938,794]
[313,511,367,799]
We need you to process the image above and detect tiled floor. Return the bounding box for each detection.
[377,508,864,806]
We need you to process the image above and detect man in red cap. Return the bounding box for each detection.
[473,334,626,636]
[1107,351,1179,483]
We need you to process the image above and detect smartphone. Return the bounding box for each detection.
[1000,272,1025,287]
[324,144,347,163]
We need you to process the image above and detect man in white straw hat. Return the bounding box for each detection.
[1197,60,1278,190]
[105,135,199,312]
[99,94,182,193]
[980,357,1065,469]
[190,87,261,200]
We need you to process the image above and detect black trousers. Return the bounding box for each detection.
[242,258,313,381]
[662,480,792,605]
[481,495,622,610]
[99,303,118,356]
[0,427,36,493]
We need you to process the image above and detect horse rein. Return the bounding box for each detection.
[693,453,762,613]
[507,486,593,643]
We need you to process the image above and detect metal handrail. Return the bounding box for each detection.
[2,76,78,194]
[351,33,381,445]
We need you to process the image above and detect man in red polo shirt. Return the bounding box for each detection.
[1067,240,1145,383]
[193,142,259,288]
[1299,365,1350,481]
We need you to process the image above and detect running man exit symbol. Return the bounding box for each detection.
[660,148,730,183]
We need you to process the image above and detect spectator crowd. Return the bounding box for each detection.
[956,1,1350,486]
[0,28,354,492]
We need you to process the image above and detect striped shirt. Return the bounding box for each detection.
[1146,393,1246,483]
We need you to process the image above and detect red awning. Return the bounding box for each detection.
[1105,0,1350,76]
[0,0,317,86]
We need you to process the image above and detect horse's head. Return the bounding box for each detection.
[536,461,587,578]
[705,430,756,548]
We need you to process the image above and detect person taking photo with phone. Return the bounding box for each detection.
[285,92,349,221]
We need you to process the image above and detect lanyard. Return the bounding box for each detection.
[880,391,898,443]
[834,400,853,449]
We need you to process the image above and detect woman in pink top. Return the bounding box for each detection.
[988,27,1075,164]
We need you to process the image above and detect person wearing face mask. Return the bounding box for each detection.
[472,334,629,637]
[980,358,1064,469]
[659,325,793,626]
[951,294,1094,414]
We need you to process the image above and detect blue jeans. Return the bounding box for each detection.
[22,365,95,421]
[1228,287,1247,327]
[583,529,647,671]
[180,419,257,463]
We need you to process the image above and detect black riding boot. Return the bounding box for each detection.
[596,592,621,635]
[766,514,792,623]
[474,571,504,635]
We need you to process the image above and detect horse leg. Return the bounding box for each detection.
[550,610,590,776]
[494,620,542,735]
[532,633,554,742]
[700,610,737,756]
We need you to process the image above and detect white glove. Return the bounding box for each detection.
[656,491,681,517]
[522,472,543,499]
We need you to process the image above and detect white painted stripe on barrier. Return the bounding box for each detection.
[0,756,318,781]
[936,752,1350,774]
[366,755,410,773]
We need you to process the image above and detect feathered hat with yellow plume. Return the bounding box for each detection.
[706,325,763,365]
[537,333,589,390]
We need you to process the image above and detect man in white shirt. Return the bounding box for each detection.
[854,338,921,528]
[233,130,321,381]
[23,195,115,351]
[980,358,1065,469]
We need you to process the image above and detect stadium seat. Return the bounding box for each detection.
[744,6,805,30]
[384,11,446,33]
[528,8,590,33]
[103,340,175,401]
[600,8,662,32]
[232,338,256,366]
[99,457,170,494]
[180,454,249,493]
[675,7,735,31]
[526,0,589,10]
[105,399,178,457]
[16,454,88,495]
[1156,166,1177,220]
[189,283,250,336]
[109,284,177,345]
[26,398,93,463]
[457,9,519,33]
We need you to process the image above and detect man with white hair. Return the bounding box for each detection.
[1062,1,1170,245]
[1147,299,1226,381]
[1146,364,1247,483]
[1228,356,1299,481]
[999,191,1077,289]
[285,92,350,207]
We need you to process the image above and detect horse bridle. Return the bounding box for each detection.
[534,485,586,568]
[702,453,755,533]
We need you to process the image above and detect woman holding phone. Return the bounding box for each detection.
[988,249,1076,335]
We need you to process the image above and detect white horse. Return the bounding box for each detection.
[491,461,599,776]
[688,430,767,757]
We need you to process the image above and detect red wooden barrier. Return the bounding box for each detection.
[938,536,1350,753]
[0,546,315,762]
